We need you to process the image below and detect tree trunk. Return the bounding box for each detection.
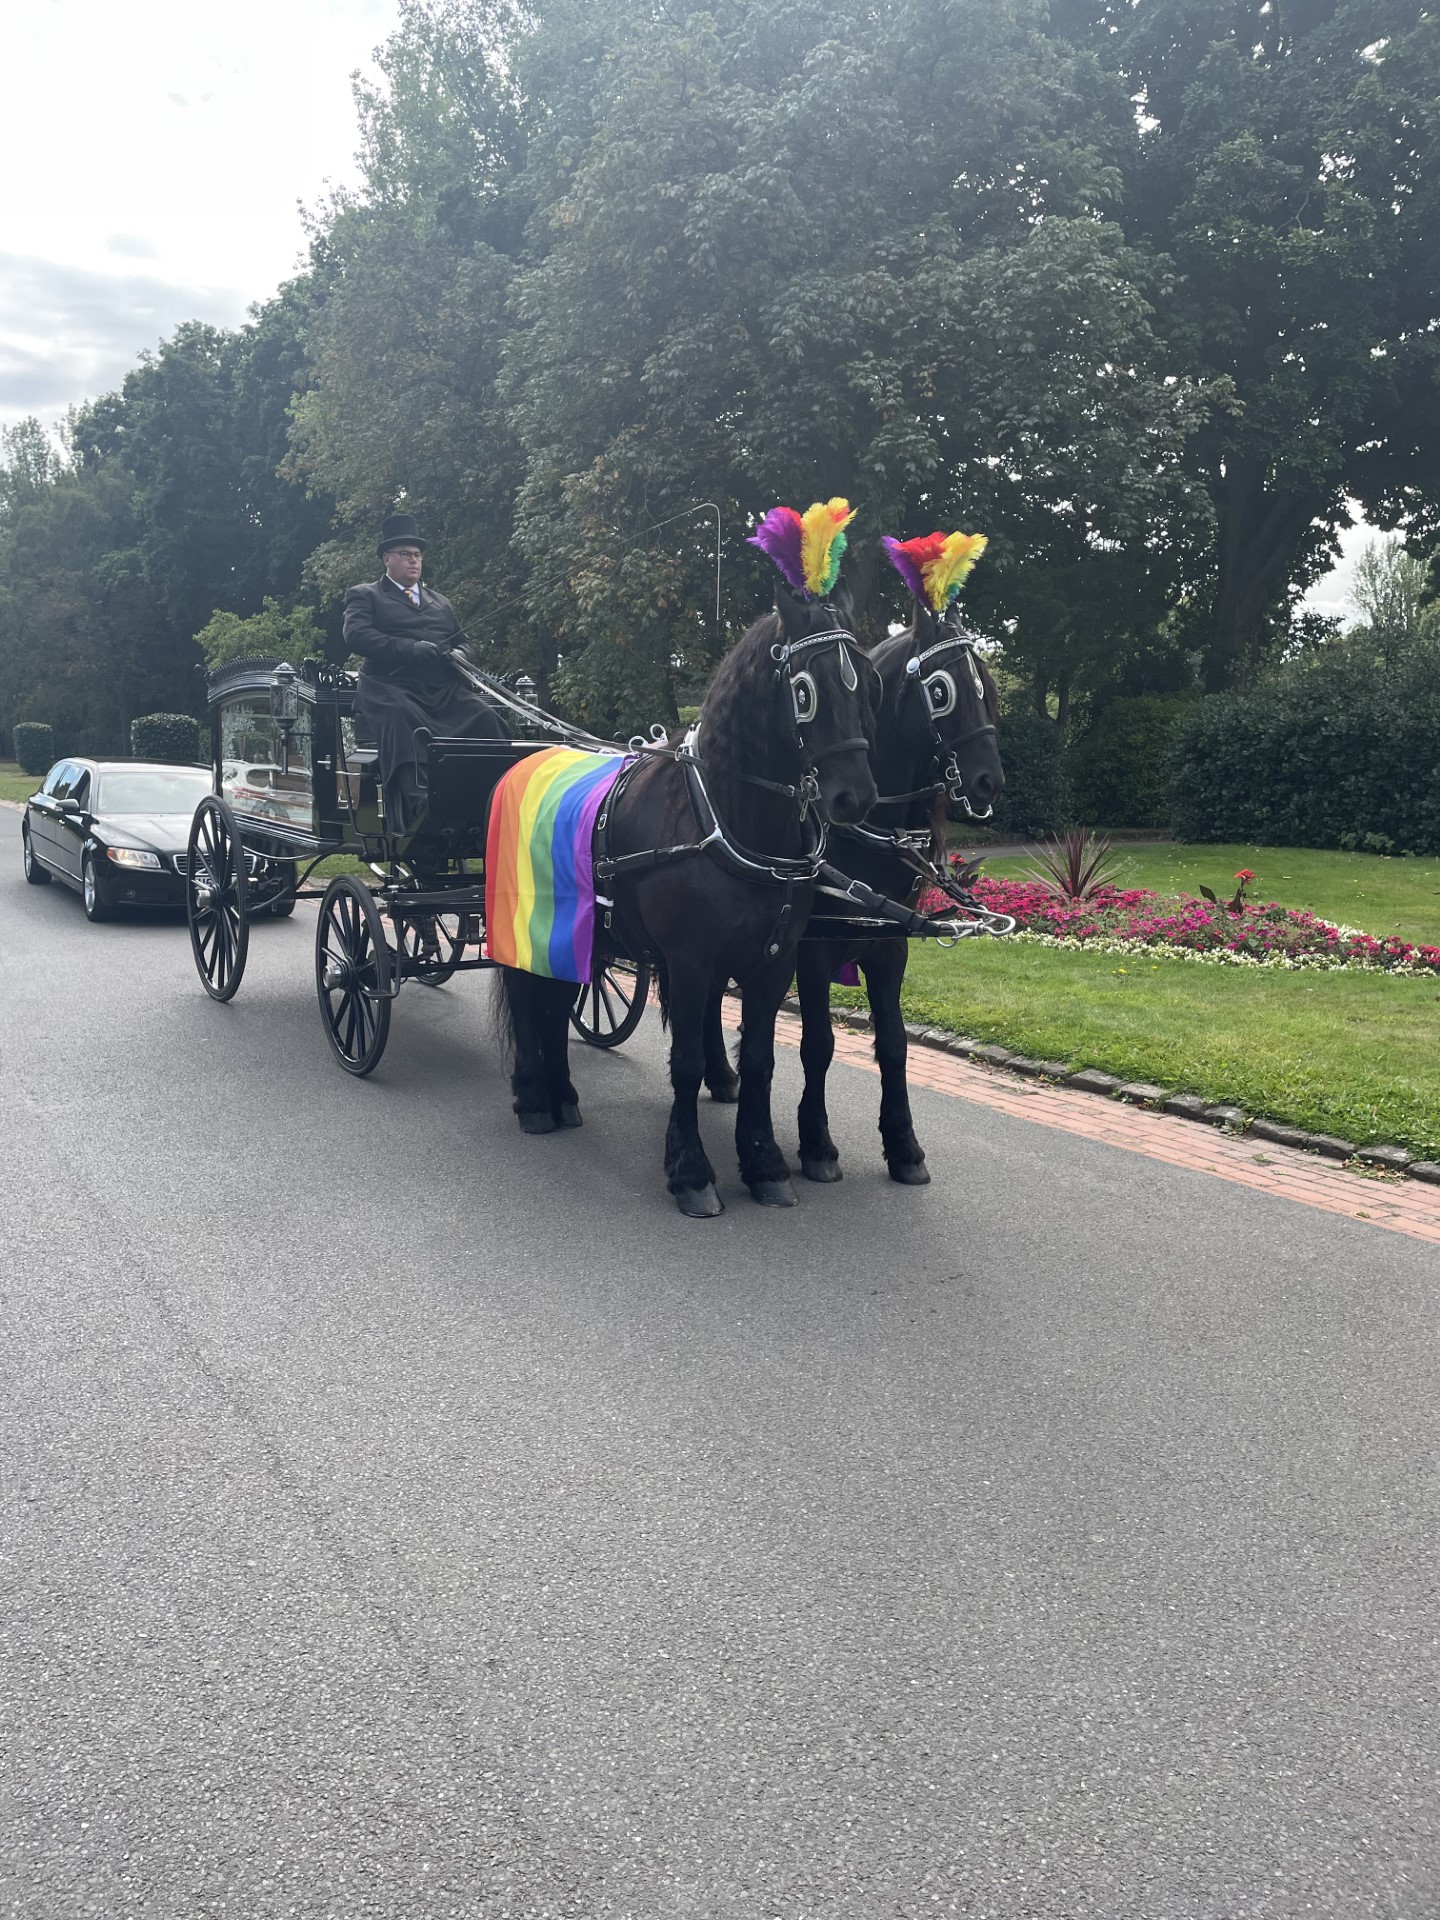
[1208,461,1323,692]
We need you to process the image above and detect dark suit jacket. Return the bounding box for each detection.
[341,573,506,833]
[343,574,465,696]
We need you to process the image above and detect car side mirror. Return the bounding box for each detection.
[56,797,81,814]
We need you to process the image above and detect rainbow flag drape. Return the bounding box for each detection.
[485,747,630,982]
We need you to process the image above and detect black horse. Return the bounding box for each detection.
[794,599,1005,1185]
[500,589,880,1218]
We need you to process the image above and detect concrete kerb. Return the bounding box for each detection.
[807,997,1440,1191]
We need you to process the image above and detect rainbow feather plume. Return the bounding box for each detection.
[748,506,806,594]
[750,497,856,598]
[800,497,855,596]
[882,529,988,613]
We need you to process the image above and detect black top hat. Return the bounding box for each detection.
[377,512,427,557]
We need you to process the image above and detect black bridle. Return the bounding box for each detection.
[593,619,878,959]
[734,624,876,806]
[868,630,999,823]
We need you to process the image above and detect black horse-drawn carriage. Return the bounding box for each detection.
[183,655,651,1072]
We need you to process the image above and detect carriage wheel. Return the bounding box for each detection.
[394,909,465,986]
[187,796,249,1002]
[316,875,393,1076]
[571,958,652,1049]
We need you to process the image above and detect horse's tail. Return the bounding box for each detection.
[655,960,671,1031]
[489,965,516,1065]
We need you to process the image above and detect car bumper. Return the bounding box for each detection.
[101,867,188,909]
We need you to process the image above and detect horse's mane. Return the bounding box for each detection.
[697,609,782,774]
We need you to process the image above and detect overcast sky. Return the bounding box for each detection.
[3,0,393,432]
[4,0,1368,617]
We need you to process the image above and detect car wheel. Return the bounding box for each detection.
[82,852,113,922]
[22,824,52,885]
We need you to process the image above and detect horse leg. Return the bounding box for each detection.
[503,968,558,1134]
[735,974,795,1207]
[702,985,740,1103]
[664,963,723,1218]
[864,941,930,1185]
[541,977,583,1127]
[795,943,842,1183]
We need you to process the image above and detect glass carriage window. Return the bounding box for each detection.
[219,694,313,827]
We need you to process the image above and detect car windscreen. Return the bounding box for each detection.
[95,770,213,814]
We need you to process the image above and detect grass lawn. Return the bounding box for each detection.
[852,841,1440,1160]
[0,760,39,805]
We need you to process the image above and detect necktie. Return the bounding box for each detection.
[408,585,420,606]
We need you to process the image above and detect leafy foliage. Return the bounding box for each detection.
[9,0,1440,750]
[130,713,205,765]
[1020,827,1121,901]
[194,600,326,672]
[1067,693,1200,827]
[13,722,53,777]
[1104,0,1440,687]
[1166,635,1440,853]
[989,708,1071,839]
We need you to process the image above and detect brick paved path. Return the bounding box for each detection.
[731,1004,1440,1247]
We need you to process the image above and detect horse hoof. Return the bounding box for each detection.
[518,1110,556,1135]
[707,1079,740,1105]
[887,1159,931,1186]
[749,1177,797,1208]
[555,1102,583,1129]
[675,1184,724,1219]
[800,1158,843,1184]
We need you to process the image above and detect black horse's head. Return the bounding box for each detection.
[769,585,880,825]
[889,600,1004,821]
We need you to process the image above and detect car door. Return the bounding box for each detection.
[27,761,75,866]
[51,763,92,880]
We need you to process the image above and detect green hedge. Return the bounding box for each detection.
[13,722,54,777]
[1068,694,1199,828]
[131,712,203,764]
[990,709,1071,839]
[1167,642,1440,853]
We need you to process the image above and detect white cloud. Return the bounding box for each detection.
[106,235,162,260]
[0,0,395,429]
[0,253,248,412]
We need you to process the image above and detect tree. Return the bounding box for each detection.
[285,0,532,663]
[1100,0,1440,688]
[493,0,1203,729]
[1349,536,1434,658]
[70,299,334,641]
[0,460,195,751]
[193,598,327,671]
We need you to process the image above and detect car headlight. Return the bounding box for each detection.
[106,847,162,869]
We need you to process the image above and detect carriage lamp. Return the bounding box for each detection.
[271,662,299,771]
[516,673,537,704]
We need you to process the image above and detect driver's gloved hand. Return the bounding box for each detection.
[450,643,475,668]
[414,640,446,662]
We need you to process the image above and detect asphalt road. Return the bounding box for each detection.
[3,807,1438,1920]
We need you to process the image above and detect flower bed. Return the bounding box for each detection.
[923,870,1440,977]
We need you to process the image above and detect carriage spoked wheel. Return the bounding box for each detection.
[316,875,393,1076]
[394,909,465,987]
[570,958,652,1049]
[187,795,250,1002]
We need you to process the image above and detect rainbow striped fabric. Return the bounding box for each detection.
[485,746,630,982]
